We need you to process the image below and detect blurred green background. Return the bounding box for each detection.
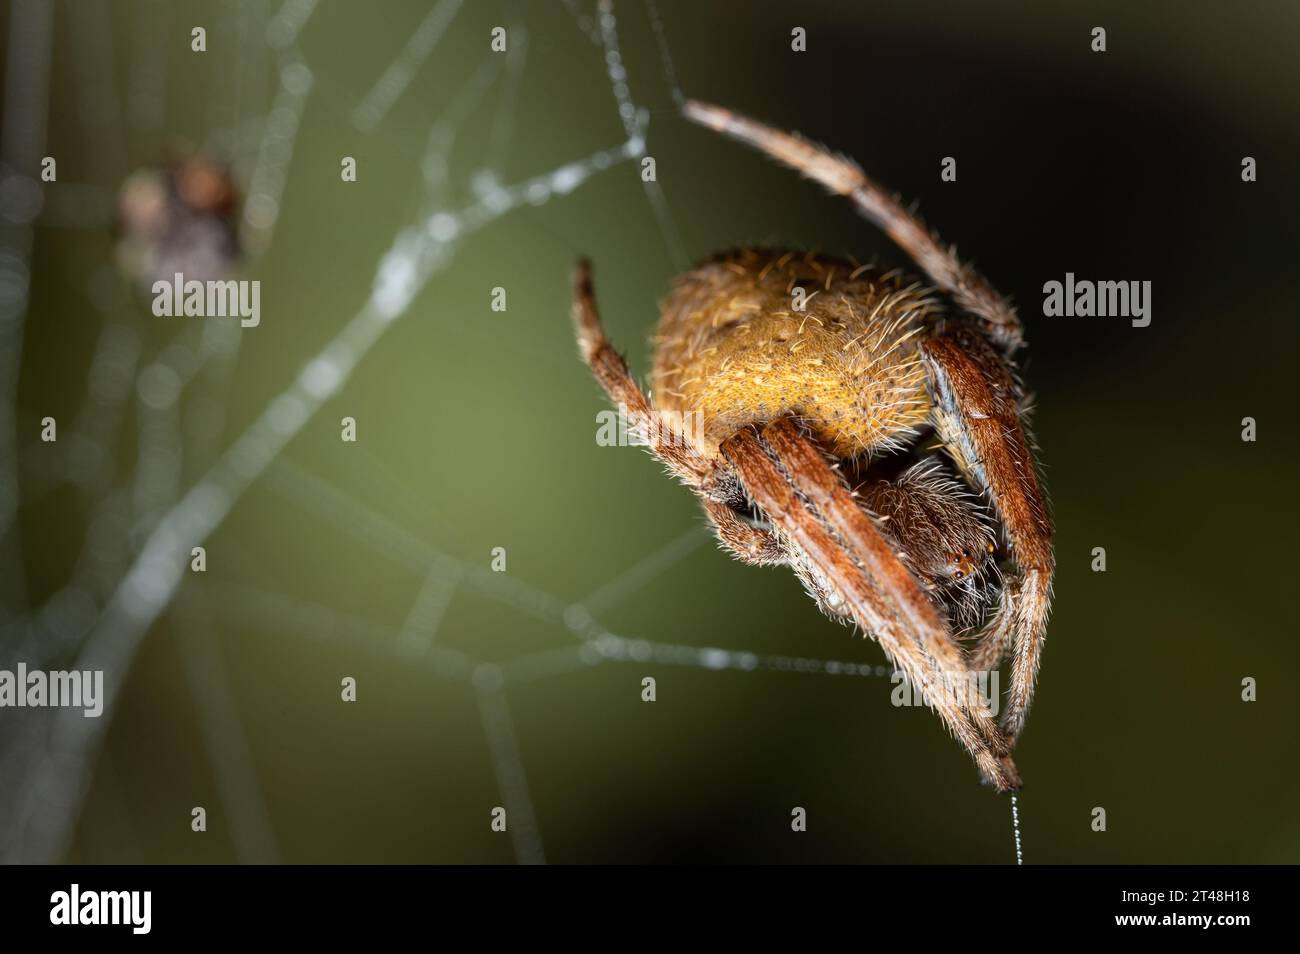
[5,0,1299,863]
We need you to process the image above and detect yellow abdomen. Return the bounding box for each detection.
[651,249,940,460]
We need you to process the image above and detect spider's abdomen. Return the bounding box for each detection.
[651,248,941,460]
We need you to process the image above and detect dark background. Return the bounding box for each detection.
[3,0,1298,863]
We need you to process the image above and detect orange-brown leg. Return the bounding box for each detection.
[574,259,786,566]
[701,497,786,567]
[682,101,1023,352]
[723,421,1019,791]
[920,327,1054,743]
[760,417,1010,757]
[573,259,731,499]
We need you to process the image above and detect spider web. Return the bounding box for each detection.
[0,0,1020,865]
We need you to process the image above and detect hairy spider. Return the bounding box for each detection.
[571,101,1053,792]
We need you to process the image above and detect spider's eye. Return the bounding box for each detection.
[953,570,965,580]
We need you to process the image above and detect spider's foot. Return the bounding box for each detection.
[978,754,1022,793]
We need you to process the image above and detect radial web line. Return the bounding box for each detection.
[475,678,546,865]
[351,0,463,133]
[576,524,708,616]
[173,586,281,864]
[591,0,688,270]
[646,0,685,108]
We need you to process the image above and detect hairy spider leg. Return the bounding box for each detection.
[921,327,1054,743]
[722,421,1020,791]
[683,100,1023,354]
[573,259,786,564]
[760,417,1012,758]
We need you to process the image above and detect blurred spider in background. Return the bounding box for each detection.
[116,153,240,293]
[572,102,1054,792]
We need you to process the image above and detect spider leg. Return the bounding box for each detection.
[966,592,1018,673]
[722,420,1019,791]
[701,497,787,566]
[683,100,1023,353]
[920,327,1055,744]
[760,417,1010,757]
[573,259,787,567]
[573,259,727,497]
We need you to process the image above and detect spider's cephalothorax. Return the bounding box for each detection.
[572,102,1054,793]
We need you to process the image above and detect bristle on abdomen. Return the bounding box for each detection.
[651,248,941,460]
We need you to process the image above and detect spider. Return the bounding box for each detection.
[571,101,1053,792]
[116,154,240,293]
